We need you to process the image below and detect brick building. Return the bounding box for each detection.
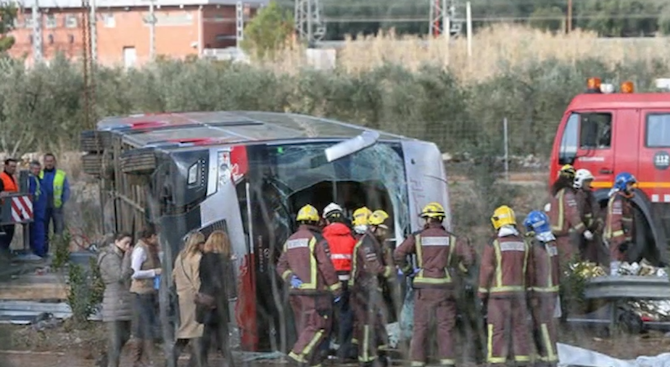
[9,0,266,67]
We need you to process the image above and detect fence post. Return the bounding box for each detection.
[503,117,509,182]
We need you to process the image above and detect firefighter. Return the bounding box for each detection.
[574,169,605,264]
[322,202,358,362]
[478,205,533,367]
[604,172,637,275]
[393,202,475,367]
[352,207,372,239]
[548,164,592,264]
[524,210,560,367]
[276,204,343,367]
[350,210,394,367]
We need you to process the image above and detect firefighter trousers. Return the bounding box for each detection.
[486,296,532,367]
[555,235,578,265]
[288,294,333,367]
[531,297,558,367]
[353,288,389,365]
[410,288,457,367]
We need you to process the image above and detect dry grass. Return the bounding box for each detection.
[261,24,670,81]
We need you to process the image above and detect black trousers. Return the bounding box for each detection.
[202,322,235,367]
[173,337,206,367]
[105,320,131,367]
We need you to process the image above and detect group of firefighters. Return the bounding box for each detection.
[275,164,639,367]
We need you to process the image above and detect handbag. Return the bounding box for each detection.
[180,255,217,310]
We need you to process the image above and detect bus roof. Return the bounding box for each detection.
[98,111,409,148]
[568,92,670,111]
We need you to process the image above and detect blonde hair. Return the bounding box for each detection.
[181,231,205,258]
[203,230,231,258]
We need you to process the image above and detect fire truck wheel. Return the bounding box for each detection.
[120,148,157,175]
[80,130,111,153]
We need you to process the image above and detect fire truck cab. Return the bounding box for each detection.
[80,111,451,355]
[550,78,670,265]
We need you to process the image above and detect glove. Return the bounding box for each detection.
[409,268,420,278]
[290,275,303,289]
[334,296,342,304]
[583,230,594,240]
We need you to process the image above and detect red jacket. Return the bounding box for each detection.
[323,222,357,280]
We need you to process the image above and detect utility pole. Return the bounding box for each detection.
[148,0,156,60]
[31,0,42,63]
[295,0,325,44]
[235,1,243,49]
[81,0,95,129]
[90,0,97,63]
[567,0,572,33]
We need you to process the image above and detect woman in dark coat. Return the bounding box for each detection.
[197,230,237,367]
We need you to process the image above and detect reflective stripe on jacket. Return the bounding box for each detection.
[39,169,66,208]
[604,193,634,244]
[276,225,341,296]
[393,222,474,289]
[349,230,393,291]
[528,237,560,296]
[478,235,533,298]
[323,222,357,280]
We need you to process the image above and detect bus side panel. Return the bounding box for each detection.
[401,141,452,233]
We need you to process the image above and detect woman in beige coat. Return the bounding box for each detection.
[172,231,206,367]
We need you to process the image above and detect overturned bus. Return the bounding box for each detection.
[80,111,451,354]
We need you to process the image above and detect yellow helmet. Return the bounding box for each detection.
[559,164,576,179]
[491,205,516,230]
[296,204,319,223]
[368,210,390,227]
[420,202,446,218]
[352,207,372,226]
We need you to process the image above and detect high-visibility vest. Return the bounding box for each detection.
[0,171,18,193]
[39,169,66,208]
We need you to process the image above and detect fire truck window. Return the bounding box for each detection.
[559,113,579,162]
[579,112,612,149]
[646,114,670,148]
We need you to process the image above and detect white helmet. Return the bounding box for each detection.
[323,202,344,219]
[574,168,595,189]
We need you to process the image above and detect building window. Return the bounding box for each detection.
[103,13,115,28]
[148,11,193,26]
[29,35,33,44]
[45,14,57,28]
[65,14,78,28]
[48,34,54,44]
[25,18,34,28]
[13,18,23,28]
[68,34,75,44]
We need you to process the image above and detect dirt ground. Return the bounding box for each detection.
[0,321,670,367]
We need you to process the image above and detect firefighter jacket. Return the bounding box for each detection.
[527,236,560,298]
[576,189,602,232]
[349,230,394,292]
[478,234,533,299]
[322,222,357,281]
[393,222,475,290]
[276,225,342,297]
[604,192,634,245]
[549,187,586,237]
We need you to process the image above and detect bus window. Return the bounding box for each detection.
[646,114,670,148]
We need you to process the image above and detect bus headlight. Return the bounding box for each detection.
[188,163,198,185]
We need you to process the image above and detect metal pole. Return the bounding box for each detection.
[90,0,97,63]
[567,0,572,33]
[307,0,313,44]
[149,0,156,61]
[503,118,509,182]
[31,0,42,63]
[443,0,449,65]
[466,1,472,58]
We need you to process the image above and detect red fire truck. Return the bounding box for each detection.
[549,78,670,265]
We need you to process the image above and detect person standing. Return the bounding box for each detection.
[604,172,637,275]
[0,158,19,253]
[40,153,70,253]
[573,169,605,264]
[548,165,591,264]
[350,210,394,367]
[129,225,162,367]
[478,205,534,367]
[172,231,206,367]
[98,232,134,367]
[524,211,560,367]
[276,204,342,367]
[352,207,372,240]
[196,230,237,367]
[322,202,358,362]
[29,161,48,258]
[393,202,475,367]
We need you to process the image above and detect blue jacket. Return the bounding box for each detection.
[29,176,47,220]
[40,168,70,208]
